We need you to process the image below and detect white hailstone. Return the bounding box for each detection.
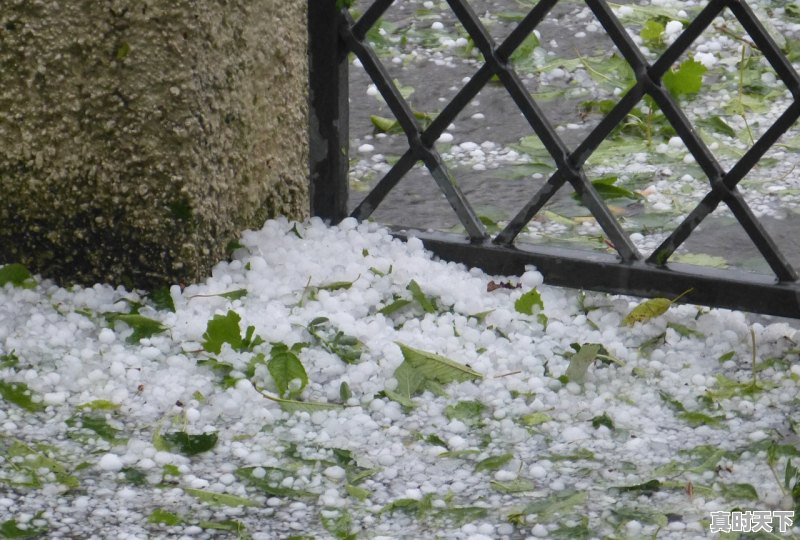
[98,328,116,344]
[694,51,717,69]
[562,426,586,442]
[521,269,544,288]
[43,392,66,405]
[323,466,346,481]
[431,21,444,31]
[98,453,124,472]
[665,20,683,35]
[358,143,375,153]
[439,132,454,143]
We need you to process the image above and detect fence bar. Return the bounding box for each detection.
[308,0,349,223]
[396,230,800,319]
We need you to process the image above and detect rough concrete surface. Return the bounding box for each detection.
[0,0,308,289]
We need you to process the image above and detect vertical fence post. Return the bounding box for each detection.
[308,0,349,223]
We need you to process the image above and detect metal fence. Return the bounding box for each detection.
[308,0,800,318]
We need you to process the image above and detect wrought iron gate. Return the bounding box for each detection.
[308,0,800,318]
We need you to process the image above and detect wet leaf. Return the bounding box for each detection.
[640,19,664,47]
[491,478,536,493]
[699,116,736,138]
[518,412,552,427]
[719,482,759,501]
[0,263,33,288]
[199,520,248,534]
[0,381,45,412]
[663,58,707,97]
[444,400,486,424]
[66,413,124,443]
[264,394,343,413]
[407,280,437,313]
[474,453,513,472]
[268,344,308,399]
[184,488,258,507]
[513,490,587,520]
[148,508,183,526]
[564,343,602,384]
[236,467,317,498]
[105,314,167,343]
[378,298,412,315]
[162,432,218,456]
[396,342,482,383]
[514,289,543,315]
[339,382,352,402]
[77,400,119,411]
[0,518,48,538]
[346,484,370,501]
[616,479,661,494]
[591,412,615,430]
[623,289,692,326]
[150,287,176,312]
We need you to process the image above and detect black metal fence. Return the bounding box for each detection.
[308,0,800,318]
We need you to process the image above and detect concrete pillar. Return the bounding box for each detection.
[0,1,308,289]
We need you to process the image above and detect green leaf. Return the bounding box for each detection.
[266,394,343,413]
[396,342,482,384]
[514,289,544,315]
[0,352,20,370]
[475,453,513,472]
[320,509,356,540]
[121,467,147,486]
[389,360,425,403]
[445,400,487,424]
[77,400,119,411]
[666,321,704,338]
[318,280,355,292]
[564,343,602,384]
[698,115,736,138]
[0,381,45,412]
[370,115,402,134]
[148,508,183,526]
[236,467,317,498]
[616,479,661,494]
[198,519,248,534]
[162,432,218,456]
[678,410,724,427]
[105,314,167,343]
[66,413,124,443]
[513,490,588,520]
[0,263,33,288]
[339,381,352,402]
[572,176,642,202]
[591,412,615,430]
[202,310,243,353]
[268,344,308,399]
[378,298,412,315]
[518,412,552,427]
[407,280,437,313]
[623,289,692,326]
[640,19,664,47]
[0,518,48,538]
[491,478,536,494]
[219,288,248,300]
[510,32,539,62]
[663,58,707,97]
[719,482,759,501]
[184,488,258,507]
[345,484,370,501]
[610,507,669,528]
[150,287,175,312]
